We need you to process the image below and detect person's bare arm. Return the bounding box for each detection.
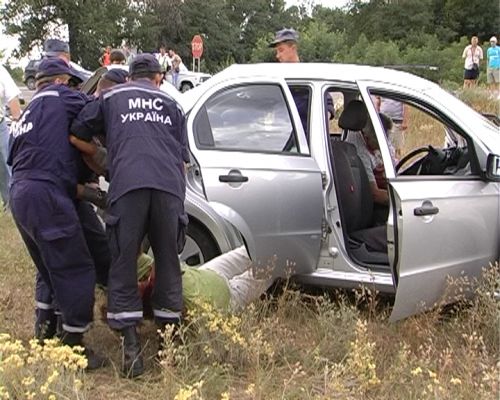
[370,182,388,205]
[8,97,21,120]
[69,135,107,176]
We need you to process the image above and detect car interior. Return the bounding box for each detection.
[321,88,474,270]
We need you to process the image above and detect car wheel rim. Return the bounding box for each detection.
[180,235,204,266]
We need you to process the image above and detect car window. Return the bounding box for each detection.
[368,93,474,177]
[288,85,311,141]
[326,90,345,136]
[193,84,300,154]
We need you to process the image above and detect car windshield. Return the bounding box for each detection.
[424,86,499,140]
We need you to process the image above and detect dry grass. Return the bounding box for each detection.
[0,210,498,400]
[1,89,499,399]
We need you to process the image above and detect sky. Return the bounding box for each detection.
[1,0,350,65]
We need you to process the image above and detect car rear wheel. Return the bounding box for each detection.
[182,221,220,266]
[143,220,220,267]
[26,77,36,91]
[180,82,193,93]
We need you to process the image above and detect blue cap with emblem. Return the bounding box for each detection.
[103,68,129,84]
[269,28,299,47]
[43,39,70,57]
[35,58,72,80]
[129,54,162,75]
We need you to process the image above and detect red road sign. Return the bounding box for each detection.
[191,35,203,58]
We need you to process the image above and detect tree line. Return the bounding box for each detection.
[3,0,499,83]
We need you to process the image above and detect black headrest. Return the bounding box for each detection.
[338,100,368,131]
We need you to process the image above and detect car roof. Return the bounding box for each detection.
[181,62,438,110]
[220,63,436,90]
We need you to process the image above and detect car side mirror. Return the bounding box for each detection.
[485,154,500,182]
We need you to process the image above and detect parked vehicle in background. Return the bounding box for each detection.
[164,70,211,92]
[24,59,92,90]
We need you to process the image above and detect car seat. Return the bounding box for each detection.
[331,100,389,265]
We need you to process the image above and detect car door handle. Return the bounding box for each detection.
[219,174,249,183]
[414,205,439,216]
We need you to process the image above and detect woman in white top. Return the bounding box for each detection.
[462,36,484,88]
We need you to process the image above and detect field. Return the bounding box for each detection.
[0,89,499,399]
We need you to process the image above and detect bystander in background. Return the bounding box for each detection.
[486,36,500,97]
[462,36,483,88]
[99,46,112,66]
[0,65,21,210]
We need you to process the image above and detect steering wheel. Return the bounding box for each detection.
[395,146,431,173]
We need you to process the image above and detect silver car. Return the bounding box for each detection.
[177,63,499,321]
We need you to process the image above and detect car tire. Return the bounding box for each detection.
[26,77,36,91]
[142,220,220,267]
[182,221,221,266]
[180,82,193,93]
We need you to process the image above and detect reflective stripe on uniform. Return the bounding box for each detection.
[62,323,91,333]
[35,301,53,310]
[106,311,143,320]
[31,90,60,102]
[153,309,182,320]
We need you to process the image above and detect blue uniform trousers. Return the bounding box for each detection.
[105,189,184,330]
[34,200,110,332]
[10,180,96,333]
[77,201,110,288]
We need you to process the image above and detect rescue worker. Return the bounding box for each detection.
[7,58,105,369]
[43,39,88,89]
[71,54,189,378]
[34,40,112,339]
[95,68,129,97]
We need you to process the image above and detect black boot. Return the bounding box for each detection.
[121,326,144,378]
[60,331,107,371]
[35,311,57,343]
[55,314,63,338]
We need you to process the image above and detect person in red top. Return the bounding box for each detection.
[99,46,112,66]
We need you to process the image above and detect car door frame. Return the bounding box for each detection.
[186,76,325,276]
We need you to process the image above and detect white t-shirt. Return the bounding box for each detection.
[462,45,484,70]
[156,53,172,71]
[0,65,21,120]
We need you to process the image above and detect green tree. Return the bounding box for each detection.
[442,0,500,41]
[2,0,139,69]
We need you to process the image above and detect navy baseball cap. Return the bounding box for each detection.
[269,28,299,47]
[44,39,70,57]
[35,58,72,80]
[129,54,162,75]
[103,68,128,84]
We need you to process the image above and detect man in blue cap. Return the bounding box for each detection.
[71,53,189,378]
[269,28,301,63]
[7,58,105,369]
[269,28,334,135]
[95,68,129,97]
[43,38,88,89]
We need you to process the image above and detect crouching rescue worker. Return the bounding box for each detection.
[7,58,106,369]
[71,54,189,378]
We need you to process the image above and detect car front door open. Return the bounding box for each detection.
[359,82,499,321]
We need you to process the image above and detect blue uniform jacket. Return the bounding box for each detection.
[71,79,188,205]
[8,84,90,197]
